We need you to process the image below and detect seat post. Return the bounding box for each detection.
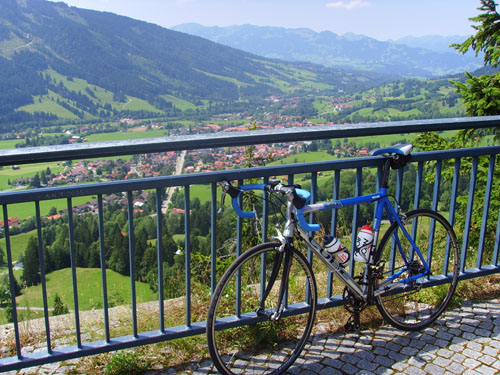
[380,158,392,189]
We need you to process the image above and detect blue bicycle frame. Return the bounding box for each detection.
[230,183,432,302]
[300,186,431,300]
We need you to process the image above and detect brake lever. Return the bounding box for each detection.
[218,181,229,214]
[218,190,226,214]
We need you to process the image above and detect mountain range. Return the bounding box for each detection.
[0,0,397,129]
[171,24,482,77]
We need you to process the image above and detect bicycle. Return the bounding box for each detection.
[206,144,460,375]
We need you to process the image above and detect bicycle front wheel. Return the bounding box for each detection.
[374,209,460,331]
[207,242,317,375]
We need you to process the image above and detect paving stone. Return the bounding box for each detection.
[423,363,445,375]
[478,354,497,366]
[463,357,481,370]
[433,356,451,367]
[447,361,466,374]
[436,348,454,358]
[373,347,390,356]
[475,364,498,375]
[341,362,359,375]
[400,346,418,356]
[405,365,426,375]
[462,348,482,360]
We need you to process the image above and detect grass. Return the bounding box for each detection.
[1,229,35,263]
[0,139,22,150]
[85,129,168,142]
[268,151,333,165]
[0,161,64,190]
[4,195,94,222]
[161,95,197,111]
[13,267,157,312]
[18,90,81,119]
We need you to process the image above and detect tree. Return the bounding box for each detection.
[22,236,40,287]
[53,293,69,316]
[450,0,500,141]
[415,0,500,267]
[30,172,41,188]
[0,275,21,306]
[0,243,4,265]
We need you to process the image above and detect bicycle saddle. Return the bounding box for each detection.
[370,143,413,156]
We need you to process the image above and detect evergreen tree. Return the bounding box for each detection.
[53,293,69,316]
[451,0,500,141]
[22,236,40,287]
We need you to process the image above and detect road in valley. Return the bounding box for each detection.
[162,150,186,213]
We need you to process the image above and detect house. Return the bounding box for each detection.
[0,217,20,228]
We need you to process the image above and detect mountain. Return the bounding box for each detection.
[392,35,469,53]
[171,24,482,77]
[0,0,397,129]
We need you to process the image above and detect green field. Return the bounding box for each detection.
[4,195,94,221]
[85,129,168,142]
[15,267,157,311]
[269,151,333,165]
[0,139,25,150]
[0,161,64,190]
[1,229,35,263]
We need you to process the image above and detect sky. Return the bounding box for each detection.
[50,0,481,41]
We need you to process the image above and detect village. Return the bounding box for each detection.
[4,99,375,230]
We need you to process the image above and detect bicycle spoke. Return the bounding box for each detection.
[207,243,317,375]
[375,209,459,330]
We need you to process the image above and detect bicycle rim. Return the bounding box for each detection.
[375,209,459,331]
[207,242,317,375]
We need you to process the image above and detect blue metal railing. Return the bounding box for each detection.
[0,116,498,371]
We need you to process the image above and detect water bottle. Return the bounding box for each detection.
[354,224,374,263]
[323,235,350,266]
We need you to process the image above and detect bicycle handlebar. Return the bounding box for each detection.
[221,181,321,232]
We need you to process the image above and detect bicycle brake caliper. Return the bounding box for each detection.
[271,226,287,252]
[398,206,408,225]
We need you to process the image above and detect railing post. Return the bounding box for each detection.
[97,194,111,343]
[2,205,22,360]
[477,156,495,269]
[67,197,82,348]
[210,182,217,295]
[461,157,478,273]
[127,192,138,337]
[35,201,52,354]
[155,188,165,332]
[184,186,191,328]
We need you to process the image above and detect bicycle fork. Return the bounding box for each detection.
[255,241,294,321]
[256,201,298,321]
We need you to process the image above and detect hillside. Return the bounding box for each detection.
[0,0,395,130]
[171,23,482,77]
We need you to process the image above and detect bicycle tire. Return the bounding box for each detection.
[374,209,460,331]
[207,242,317,375]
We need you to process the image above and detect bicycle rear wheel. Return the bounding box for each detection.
[207,242,317,375]
[374,209,459,331]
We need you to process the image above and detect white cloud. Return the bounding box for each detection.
[326,0,371,10]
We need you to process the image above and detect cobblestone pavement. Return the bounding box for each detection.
[164,299,500,375]
[8,298,500,374]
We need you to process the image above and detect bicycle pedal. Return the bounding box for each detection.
[344,317,360,333]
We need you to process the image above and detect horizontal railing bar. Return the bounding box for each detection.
[0,266,488,372]
[0,116,499,166]
[0,146,499,205]
[0,322,206,372]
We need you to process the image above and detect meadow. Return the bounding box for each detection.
[0,268,157,324]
